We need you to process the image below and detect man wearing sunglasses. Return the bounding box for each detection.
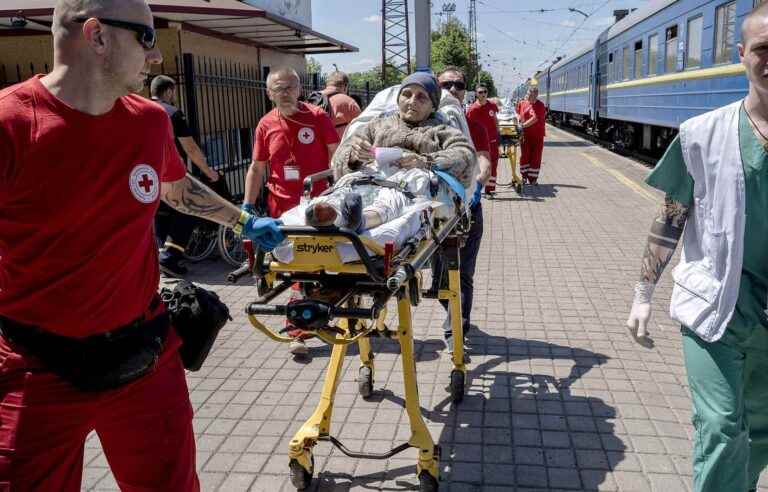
[517,85,547,185]
[436,66,492,350]
[0,1,284,490]
[467,84,500,197]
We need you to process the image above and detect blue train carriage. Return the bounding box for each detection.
[596,0,751,154]
[545,46,597,130]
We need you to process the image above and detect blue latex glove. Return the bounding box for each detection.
[241,215,284,251]
[241,203,257,215]
[469,181,483,208]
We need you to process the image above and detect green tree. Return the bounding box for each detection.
[306,57,322,75]
[431,18,475,82]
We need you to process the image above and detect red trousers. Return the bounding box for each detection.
[520,136,544,184]
[485,143,500,193]
[0,330,199,492]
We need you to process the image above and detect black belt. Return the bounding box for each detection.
[0,296,169,392]
[349,176,416,199]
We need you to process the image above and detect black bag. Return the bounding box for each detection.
[0,312,169,392]
[306,91,336,118]
[160,281,232,371]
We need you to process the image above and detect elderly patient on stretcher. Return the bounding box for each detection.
[281,72,476,242]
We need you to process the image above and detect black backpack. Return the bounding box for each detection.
[306,91,336,119]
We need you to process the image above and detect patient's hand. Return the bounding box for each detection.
[349,137,374,165]
[397,152,428,169]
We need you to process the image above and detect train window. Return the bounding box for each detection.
[634,40,643,78]
[686,16,703,69]
[665,25,679,72]
[608,52,614,82]
[715,2,736,65]
[649,34,659,76]
[623,46,630,80]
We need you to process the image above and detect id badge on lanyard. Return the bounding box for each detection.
[279,115,302,183]
[284,161,300,181]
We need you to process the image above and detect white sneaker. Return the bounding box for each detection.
[289,338,308,355]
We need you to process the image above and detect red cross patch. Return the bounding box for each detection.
[129,164,159,203]
[297,127,315,144]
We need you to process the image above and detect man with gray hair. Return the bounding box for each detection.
[243,67,340,355]
[0,1,283,489]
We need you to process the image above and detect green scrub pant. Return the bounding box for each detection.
[683,327,768,492]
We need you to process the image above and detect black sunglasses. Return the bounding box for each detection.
[440,80,466,91]
[476,90,488,95]
[73,17,157,50]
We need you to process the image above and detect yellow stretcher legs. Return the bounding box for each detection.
[504,143,524,189]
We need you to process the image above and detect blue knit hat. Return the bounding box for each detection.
[398,72,441,111]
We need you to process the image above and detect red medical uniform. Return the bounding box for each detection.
[467,100,499,192]
[468,119,490,155]
[0,76,198,491]
[253,102,340,217]
[517,99,547,184]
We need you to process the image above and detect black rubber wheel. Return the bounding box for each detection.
[289,458,313,490]
[418,471,439,492]
[449,369,465,403]
[358,365,374,399]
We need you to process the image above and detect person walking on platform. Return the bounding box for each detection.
[0,1,283,490]
[150,74,220,277]
[626,6,768,491]
[316,70,361,139]
[467,84,499,196]
[517,85,547,185]
[243,67,340,355]
[437,66,492,350]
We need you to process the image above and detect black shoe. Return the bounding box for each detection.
[159,249,188,277]
[341,193,363,232]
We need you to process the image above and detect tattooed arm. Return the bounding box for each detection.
[627,196,690,341]
[160,175,240,228]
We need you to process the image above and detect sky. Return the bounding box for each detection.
[311,0,650,95]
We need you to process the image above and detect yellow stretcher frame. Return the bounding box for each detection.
[237,213,468,492]
[498,122,524,193]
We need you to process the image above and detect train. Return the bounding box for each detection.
[514,0,754,155]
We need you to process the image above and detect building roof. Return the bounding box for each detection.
[0,0,358,54]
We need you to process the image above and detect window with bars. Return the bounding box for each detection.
[715,2,736,65]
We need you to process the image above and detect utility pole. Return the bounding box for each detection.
[413,0,431,72]
[381,0,411,83]
[468,0,479,86]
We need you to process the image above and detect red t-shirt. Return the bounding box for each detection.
[253,102,340,217]
[518,99,547,139]
[0,76,186,337]
[467,100,499,145]
[467,120,490,153]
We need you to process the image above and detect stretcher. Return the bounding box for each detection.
[497,109,524,194]
[228,170,470,491]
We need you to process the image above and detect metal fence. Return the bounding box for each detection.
[1,56,385,201]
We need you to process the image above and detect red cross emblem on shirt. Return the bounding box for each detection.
[138,174,154,193]
[301,130,311,140]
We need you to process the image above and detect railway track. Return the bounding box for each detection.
[547,122,660,168]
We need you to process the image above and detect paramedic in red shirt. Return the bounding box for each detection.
[242,67,340,355]
[466,84,500,195]
[0,1,282,490]
[517,85,548,185]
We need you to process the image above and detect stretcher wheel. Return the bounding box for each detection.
[449,370,465,403]
[358,365,374,399]
[418,470,439,492]
[289,458,313,490]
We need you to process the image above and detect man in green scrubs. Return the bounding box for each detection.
[626,5,768,491]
